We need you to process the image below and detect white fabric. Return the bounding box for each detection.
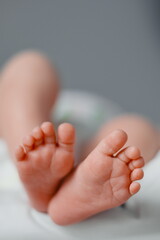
[0,90,160,240]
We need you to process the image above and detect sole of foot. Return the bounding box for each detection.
[15,122,75,212]
[48,129,144,225]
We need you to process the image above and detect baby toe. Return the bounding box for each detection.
[41,122,56,144]
[116,147,130,163]
[58,123,75,152]
[22,135,35,153]
[125,146,141,160]
[129,182,141,195]
[15,145,26,161]
[117,146,141,164]
[128,157,145,170]
[98,129,128,156]
[131,168,144,181]
[32,126,44,147]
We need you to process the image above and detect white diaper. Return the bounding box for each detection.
[0,90,160,240]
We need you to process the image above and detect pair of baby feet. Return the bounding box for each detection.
[15,122,144,225]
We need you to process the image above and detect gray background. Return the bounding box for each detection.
[0,0,160,123]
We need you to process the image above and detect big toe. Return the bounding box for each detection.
[58,123,75,152]
[97,129,128,156]
[82,130,128,180]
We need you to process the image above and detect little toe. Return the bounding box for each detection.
[41,122,56,144]
[129,182,141,195]
[32,126,44,147]
[22,135,35,153]
[97,129,128,156]
[128,157,145,170]
[15,145,26,161]
[58,123,75,152]
[131,168,144,181]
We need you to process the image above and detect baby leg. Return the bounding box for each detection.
[0,50,59,160]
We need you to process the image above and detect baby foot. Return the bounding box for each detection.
[48,129,144,225]
[15,122,75,212]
